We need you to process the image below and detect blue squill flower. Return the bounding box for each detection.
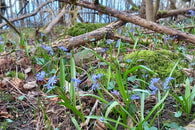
[47,75,57,89]
[40,45,54,55]
[163,77,174,90]
[100,48,108,52]
[149,78,160,95]
[58,46,69,52]
[189,10,195,16]
[111,90,120,96]
[130,95,140,100]
[106,39,114,44]
[92,74,104,82]
[99,117,105,122]
[91,83,100,91]
[36,71,46,81]
[72,78,82,87]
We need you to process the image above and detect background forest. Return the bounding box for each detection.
[0,0,195,130]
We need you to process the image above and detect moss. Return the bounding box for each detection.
[124,50,187,82]
[67,23,106,36]
[132,6,139,11]
[158,10,168,15]
[6,71,25,79]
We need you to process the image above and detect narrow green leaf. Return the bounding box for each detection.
[60,58,65,88]
[105,101,119,118]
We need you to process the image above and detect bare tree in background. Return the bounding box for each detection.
[145,0,155,21]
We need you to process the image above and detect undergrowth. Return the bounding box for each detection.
[0,11,195,130]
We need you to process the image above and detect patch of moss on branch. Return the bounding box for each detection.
[67,23,106,36]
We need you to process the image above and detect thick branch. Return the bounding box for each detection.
[43,6,66,34]
[58,0,195,44]
[156,7,195,19]
[52,20,126,49]
[0,1,53,28]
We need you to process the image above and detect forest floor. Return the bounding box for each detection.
[0,22,195,130]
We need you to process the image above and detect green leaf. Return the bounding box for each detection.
[174,111,182,118]
[124,65,157,80]
[6,119,13,123]
[70,116,82,130]
[60,58,65,88]
[105,101,119,118]
[18,95,25,101]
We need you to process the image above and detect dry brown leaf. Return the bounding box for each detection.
[23,81,38,90]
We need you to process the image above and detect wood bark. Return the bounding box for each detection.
[145,0,154,21]
[52,20,127,49]
[156,7,195,19]
[43,6,66,34]
[57,0,195,44]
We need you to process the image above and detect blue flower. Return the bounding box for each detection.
[91,73,104,82]
[91,83,100,91]
[58,46,69,52]
[40,45,54,55]
[111,90,120,96]
[100,48,108,52]
[99,117,105,122]
[47,75,57,89]
[72,78,82,87]
[36,71,46,81]
[165,35,171,41]
[130,95,140,100]
[115,39,121,48]
[188,10,195,16]
[149,78,160,95]
[163,77,174,90]
[126,59,132,63]
[106,39,114,44]
[172,35,178,40]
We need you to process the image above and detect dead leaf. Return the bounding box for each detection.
[23,81,38,90]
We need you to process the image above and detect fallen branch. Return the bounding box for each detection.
[43,6,66,34]
[0,0,53,28]
[57,0,195,44]
[52,20,127,49]
[156,7,195,19]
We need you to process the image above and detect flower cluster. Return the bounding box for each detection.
[58,46,69,52]
[91,73,104,91]
[163,77,174,89]
[149,78,161,95]
[188,10,195,16]
[164,35,178,42]
[40,44,54,55]
[149,77,174,95]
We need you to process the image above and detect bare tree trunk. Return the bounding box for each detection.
[145,0,155,21]
[154,0,160,17]
[0,0,6,24]
[19,0,25,26]
[139,0,146,18]
[170,0,177,9]
[58,2,65,24]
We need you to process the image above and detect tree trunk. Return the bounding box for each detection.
[145,0,155,21]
